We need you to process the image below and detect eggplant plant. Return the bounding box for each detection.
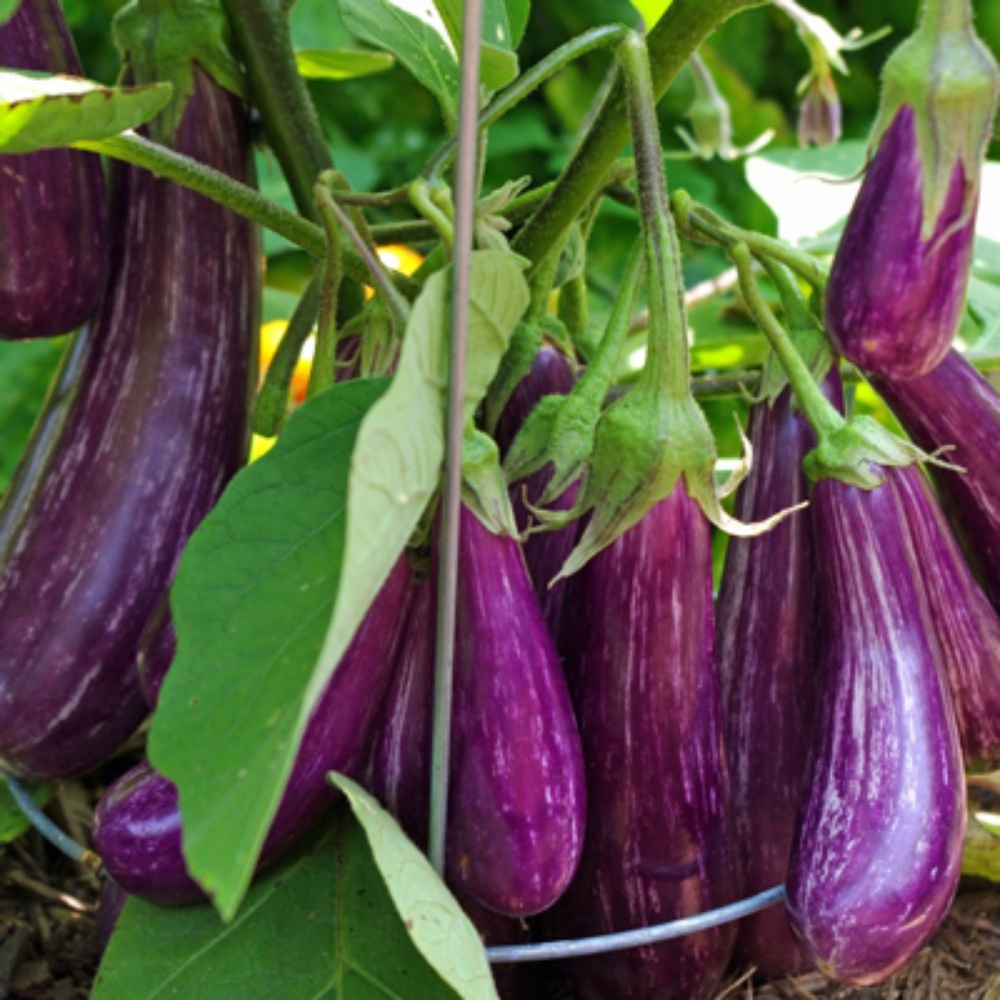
[0,0,998,997]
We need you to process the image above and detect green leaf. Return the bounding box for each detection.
[339,0,459,125]
[0,0,19,27]
[333,776,499,1000]
[0,70,171,153]
[295,48,395,81]
[0,777,53,844]
[962,810,1000,883]
[148,379,388,921]
[503,0,529,47]
[92,815,465,999]
[312,251,529,720]
[433,0,519,92]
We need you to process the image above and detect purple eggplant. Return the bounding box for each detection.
[716,379,837,978]
[0,68,258,781]
[0,0,109,339]
[136,598,176,710]
[94,558,413,905]
[787,467,966,984]
[873,350,1000,609]
[493,344,580,637]
[544,484,738,1000]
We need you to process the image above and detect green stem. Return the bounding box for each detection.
[919,0,972,34]
[307,185,343,399]
[619,32,690,403]
[220,0,333,219]
[730,242,843,439]
[251,274,322,437]
[410,179,455,253]
[512,0,767,269]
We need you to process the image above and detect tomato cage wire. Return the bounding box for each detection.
[4,770,785,964]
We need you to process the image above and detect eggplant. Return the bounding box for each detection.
[0,68,258,781]
[544,483,738,1000]
[0,0,109,339]
[492,344,581,637]
[787,466,966,984]
[136,597,176,710]
[94,558,413,905]
[447,506,586,916]
[872,350,1000,610]
[716,380,834,978]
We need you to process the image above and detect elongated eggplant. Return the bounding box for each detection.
[716,380,835,978]
[544,484,738,1000]
[0,68,258,781]
[136,598,176,710]
[94,558,412,905]
[493,345,580,637]
[787,467,966,984]
[872,350,1000,609]
[0,0,108,339]
[448,506,585,916]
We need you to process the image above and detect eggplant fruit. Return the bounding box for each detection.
[545,484,738,1000]
[136,598,176,710]
[0,0,108,339]
[447,506,586,916]
[787,467,966,984]
[0,68,258,781]
[94,558,413,905]
[716,381,832,978]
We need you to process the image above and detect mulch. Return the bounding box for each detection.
[0,779,997,999]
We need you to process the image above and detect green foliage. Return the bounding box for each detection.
[0,777,53,843]
[0,0,18,26]
[0,69,171,152]
[93,811,470,998]
[295,48,395,81]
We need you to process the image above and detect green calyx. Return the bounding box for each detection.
[874,0,999,238]
[461,426,520,538]
[114,0,245,143]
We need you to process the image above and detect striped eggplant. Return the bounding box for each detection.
[872,350,1000,609]
[0,0,109,339]
[544,483,738,1000]
[787,466,966,984]
[447,506,586,916]
[94,559,412,905]
[716,376,841,978]
[493,344,580,637]
[0,67,258,781]
[136,598,175,710]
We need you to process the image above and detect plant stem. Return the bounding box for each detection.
[920,0,973,34]
[730,242,843,439]
[220,0,334,219]
[307,186,343,399]
[512,0,767,269]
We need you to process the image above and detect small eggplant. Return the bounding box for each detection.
[0,68,258,781]
[716,379,834,978]
[94,558,412,905]
[447,506,586,916]
[872,349,1000,609]
[544,484,738,1000]
[0,0,109,339]
[787,467,966,984]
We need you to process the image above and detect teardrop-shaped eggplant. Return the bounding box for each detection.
[0,0,109,339]
[448,506,586,916]
[94,558,412,905]
[0,68,258,780]
[544,484,738,1000]
[717,380,833,978]
[787,467,966,984]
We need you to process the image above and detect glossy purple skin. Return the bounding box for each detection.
[0,0,108,339]
[545,484,738,1000]
[716,379,840,978]
[493,345,580,635]
[873,349,1000,611]
[448,506,586,917]
[0,69,259,781]
[826,105,975,380]
[136,598,176,709]
[94,559,413,905]
[787,468,966,985]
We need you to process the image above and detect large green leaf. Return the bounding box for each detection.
[339,0,459,125]
[148,379,388,921]
[0,69,171,153]
[0,0,19,26]
[433,0,519,92]
[92,815,464,999]
[0,777,53,844]
[311,251,529,716]
[295,48,395,81]
[333,776,499,1000]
